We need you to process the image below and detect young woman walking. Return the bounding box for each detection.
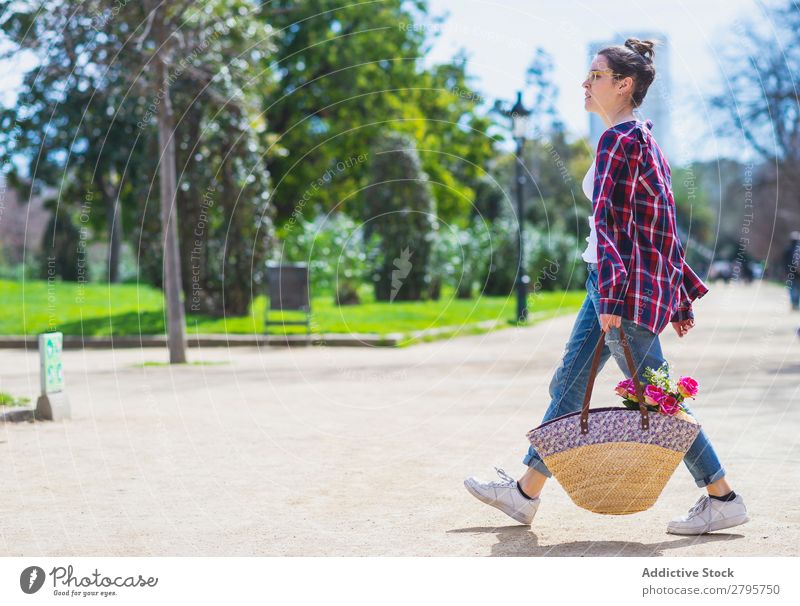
[465,38,749,535]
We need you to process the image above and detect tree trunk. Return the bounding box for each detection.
[107,191,122,284]
[107,195,123,283]
[156,57,188,364]
[99,172,123,283]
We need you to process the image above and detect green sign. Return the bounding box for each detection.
[39,332,65,394]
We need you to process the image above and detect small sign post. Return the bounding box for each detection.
[35,332,71,420]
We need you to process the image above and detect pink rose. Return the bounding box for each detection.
[615,378,638,400]
[643,384,665,406]
[678,376,699,399]
[659,395,680,415]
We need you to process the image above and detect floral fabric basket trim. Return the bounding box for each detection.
[526,408,700,458]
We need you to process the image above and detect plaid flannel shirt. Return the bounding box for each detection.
[592,118,709,335]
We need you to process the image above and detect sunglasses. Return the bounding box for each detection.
[585,69,625,84]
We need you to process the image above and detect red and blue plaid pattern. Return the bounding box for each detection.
[592,119,709,335]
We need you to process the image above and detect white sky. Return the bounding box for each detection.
[425,0,767,164]
[0,0,772,165]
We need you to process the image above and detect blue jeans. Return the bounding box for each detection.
[523,264,726,488]
[789,280,800,310]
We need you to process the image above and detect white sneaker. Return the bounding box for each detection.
[667,493,750,535]
[464,467,540,525]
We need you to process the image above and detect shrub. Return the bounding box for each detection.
[478,216,586,296]
[362,131,437,301]
[273,212,379,305]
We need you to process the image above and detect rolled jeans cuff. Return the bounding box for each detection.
[694,465,726,488]
[522,449,553,478]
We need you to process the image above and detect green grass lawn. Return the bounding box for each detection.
[0,391,31,407]
[0,279,585,340]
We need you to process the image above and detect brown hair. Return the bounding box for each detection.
[598,37,658,108]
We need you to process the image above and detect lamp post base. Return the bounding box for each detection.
[36,392,71,421]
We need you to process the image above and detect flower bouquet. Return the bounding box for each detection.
[614,361,698,422]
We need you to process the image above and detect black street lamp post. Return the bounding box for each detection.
[495,91,532,323]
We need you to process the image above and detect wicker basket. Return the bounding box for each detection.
[526,325,701,515]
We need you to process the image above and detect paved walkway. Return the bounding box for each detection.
[1,280,798,556]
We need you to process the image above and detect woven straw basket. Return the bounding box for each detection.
[526,325,701,515]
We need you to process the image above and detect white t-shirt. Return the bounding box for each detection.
[580,162,598,263]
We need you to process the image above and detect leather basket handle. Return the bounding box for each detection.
[579,324,649,434]
[582,161,649,433]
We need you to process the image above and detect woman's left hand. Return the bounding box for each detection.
[599,313,622,333]
[671,318,694,338]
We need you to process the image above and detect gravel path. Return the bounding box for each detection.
[1,280,798,556]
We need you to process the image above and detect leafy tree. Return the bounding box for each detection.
[257,1,495,227]
[40,204,82,282]
[525,48,560,137]
[709,1,800,166]
[0,1,148,283]
[708,0,800,272]
[491,123,594,236]
[0,1,275,330]
[364,131,436,301]
[471,174,507,223]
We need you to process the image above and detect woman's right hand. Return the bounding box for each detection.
[671,318,694,338]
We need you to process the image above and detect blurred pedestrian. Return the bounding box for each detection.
[783,231,800,311]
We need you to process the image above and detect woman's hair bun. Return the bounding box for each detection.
[624,37,656,62]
